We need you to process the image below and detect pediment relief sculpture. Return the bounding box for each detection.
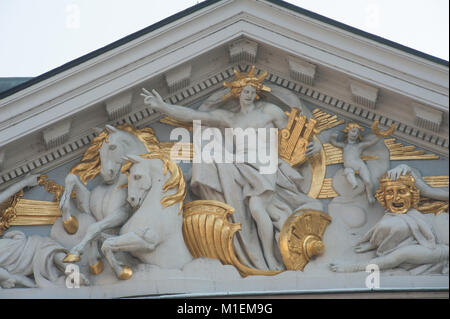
[0,67,447,295]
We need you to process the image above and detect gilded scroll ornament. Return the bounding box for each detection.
[37,175,65,202]
[279,209,331,271]
[0,190,23,236]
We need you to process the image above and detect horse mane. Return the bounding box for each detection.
[121,151,187,214]
[70,124,160,185]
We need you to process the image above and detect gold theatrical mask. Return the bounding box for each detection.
[375,174,420,214]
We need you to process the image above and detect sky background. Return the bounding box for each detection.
[0,0,448,77]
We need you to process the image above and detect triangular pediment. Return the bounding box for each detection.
[0,0,448,188]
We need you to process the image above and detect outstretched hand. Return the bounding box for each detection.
[140,88,165,110]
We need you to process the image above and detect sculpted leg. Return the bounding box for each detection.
[0,267,36,288]
[331,244,448,273]
[102,232,156,279]
[59,174,91,234]
[329,262,366,273]
[344,168,358,189]
[368,245,448,271]
[65,209,129,261]
[359,166,375,204]
[87,240,104,275]
[249,196,283,270]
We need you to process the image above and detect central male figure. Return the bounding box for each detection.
[141,67,322,270]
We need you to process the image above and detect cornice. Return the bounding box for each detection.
[0,64,447,190]
[0,0,448,189]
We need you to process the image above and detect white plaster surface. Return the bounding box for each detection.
[0,262,447,299]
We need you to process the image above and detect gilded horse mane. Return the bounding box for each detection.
[120,151,187,214]
[70,124,160,185]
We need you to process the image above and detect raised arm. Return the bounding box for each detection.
[141,88,230,127]
[388,164,449,201]
[358,134,382,149]
[329,132,344,149]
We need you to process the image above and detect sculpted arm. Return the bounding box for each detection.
[388,164,449,201]
[141,88,230,127]
[264,103,288,129]
[358,134,382,150]
[329,132,344,149]
[265,104,322,158]
[0,174,39,204]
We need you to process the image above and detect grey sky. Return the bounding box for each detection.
[0,0,448,77]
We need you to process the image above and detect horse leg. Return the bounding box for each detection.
[102,232,157,280]
[59,173,91,234]
[87,240,104,275]
[64,209,129,262]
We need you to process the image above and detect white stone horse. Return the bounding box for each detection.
[60,125,149,271]
[101,153,193,280]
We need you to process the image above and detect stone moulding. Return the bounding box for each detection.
[0,65,448,189]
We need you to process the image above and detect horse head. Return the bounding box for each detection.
[122,155,162,209]
[121,152,186,211]
[99,125,147,184]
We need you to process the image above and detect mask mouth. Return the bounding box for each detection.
[392,202,404,208]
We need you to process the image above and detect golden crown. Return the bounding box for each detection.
[222,66,271,101]
[378,173,416,187]
[341,122,364,140]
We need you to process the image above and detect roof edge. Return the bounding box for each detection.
[0,0,447,100]
[0,0,222,100]
[267,0,449,67]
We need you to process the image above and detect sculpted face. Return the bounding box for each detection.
[239,85,257,107]
[347,127,360,143]
[127,162,152,209]
[99,139,125,184]
[383,182,413,214]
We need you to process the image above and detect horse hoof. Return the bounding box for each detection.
[63,216,79,234]
[119,266,133,280]
[89,260,104,275]
[63,253,81,263]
